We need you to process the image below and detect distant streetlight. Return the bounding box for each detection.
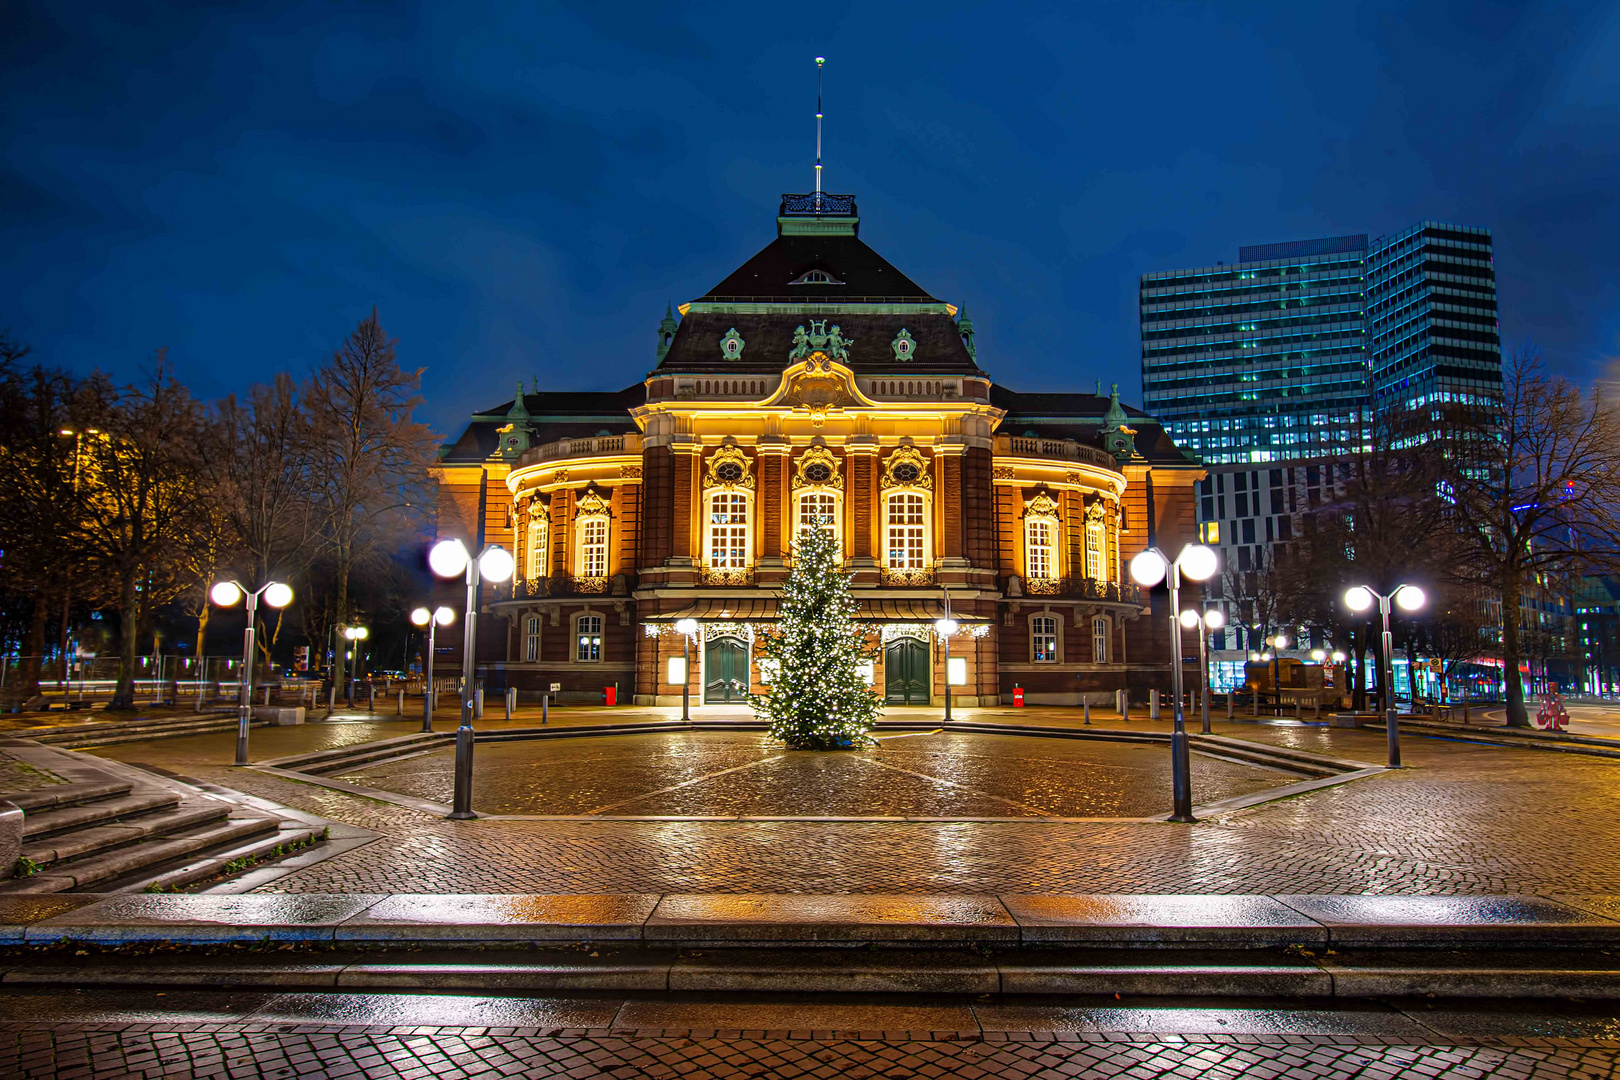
[673,618,700,721]
[410,606,456,732]
[1345,584,1426,767]
[1180,607,1226,733]
[210,578,293,765]
[1130,543,1218,822]
[429,538,515,819]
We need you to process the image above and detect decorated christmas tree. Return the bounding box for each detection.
[751,526,883,749]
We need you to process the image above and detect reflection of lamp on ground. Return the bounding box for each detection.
[429,539,515,820]
[674,618,699,722]
[1180,607,1225,734]
[210,579,293,766]
[1345,584,1425,768]
[410,606,455,732]
[1130,543,1219,823]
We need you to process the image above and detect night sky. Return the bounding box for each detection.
[3,1,1617,437]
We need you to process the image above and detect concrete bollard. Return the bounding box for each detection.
[263,687,271,706]
[1149,689,1160,720]
[542,693,548,725]
[397,689,404,716]
[328,686,337,711]
[368,685,375,712]
[505,686,515,719]
[1117,688,1128,719]
[1227,692,1234,720]
[474,687,484,719]
[1083,701,1091,725]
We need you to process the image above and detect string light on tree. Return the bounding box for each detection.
[749,526,882,750]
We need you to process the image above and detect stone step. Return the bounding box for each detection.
[21,801,230,868]
[19,789,180,840]
[111,823,324,894]
[40,718,246,749]
[21,713,237,742]
[3,780,132,814]
[0,814,280,894]
[274,735,446,774]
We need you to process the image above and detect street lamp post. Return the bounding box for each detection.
[674,618,699,721]
[209,579,293,766]
[342,625,369,706]
[1345,584,1425,768]
[935,617,959,722]
[409,606,455,732]
[429,539,515,820]
[1180,607,1226,734]
[1130,543,1219,822]
[1270,632,1288,716]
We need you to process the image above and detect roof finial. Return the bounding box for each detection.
[814,57,826,198]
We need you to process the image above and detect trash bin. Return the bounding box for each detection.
[1012,686,1025,707]
[603,685,617,706]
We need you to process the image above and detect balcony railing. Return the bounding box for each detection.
[519,433,642,468]
[880,568,935,587]
[1022,576,1142,604]
[514,574,613,598]
[701,566,755,586]
[995,434,1119,471]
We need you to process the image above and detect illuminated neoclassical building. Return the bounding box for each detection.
[435,192,1203,706]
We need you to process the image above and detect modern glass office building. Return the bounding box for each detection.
[1139,223,1499,465]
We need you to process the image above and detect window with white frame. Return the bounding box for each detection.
[526,516,547,580]
[1026,519,1055,580]
[708,491,750,568]
[886,492,926,569]
[578,518,607,577]
[524,615,541,662]
[1085,518,1107,580]
[1092,616,1110,663]
[575,615,602,662]
[797,490,838,545]
[1032,615,1058,662]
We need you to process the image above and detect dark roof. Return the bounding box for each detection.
[699,233,933,302]
[441,386,642,463]
[992,387,1199,467]
[655,311,980,374]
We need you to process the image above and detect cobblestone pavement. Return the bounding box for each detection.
[5,990,1620,1079]
[82,713,1620,896]
[330,730,1287,818]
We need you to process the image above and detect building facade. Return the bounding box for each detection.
[433,192,1204,707]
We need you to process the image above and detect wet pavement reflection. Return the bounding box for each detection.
[329,731,1289,817]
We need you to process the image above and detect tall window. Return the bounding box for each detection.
[798,490,838,545]
[709,492,749,568]
[576,615,602,662]
[1032,615,1058,662]
[886,493,926,569]
[524,616,541,662]
[526,517,547,580]
[579,519,607,577]
[1086,518,1106,580]
[1026,519,1054,580]
[1092,617,1110,663]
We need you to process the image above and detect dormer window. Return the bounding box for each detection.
[789,268,845,286]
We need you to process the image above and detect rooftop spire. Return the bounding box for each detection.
[814,56,825,195]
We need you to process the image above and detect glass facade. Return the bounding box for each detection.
[1140,222,1501,465]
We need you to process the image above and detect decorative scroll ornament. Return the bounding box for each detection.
[881,624,932,642]
[574,490,610,518]
[781,361,855,428]
[890,328,917,362]
[879,444,932,490]
[528,498,550,524]
[1025,492,1060,521]
[788,319,853,363]
[719,328,745,361]
[703,444,755,490]
[1085,498,1107,523]
[791,445,844,490]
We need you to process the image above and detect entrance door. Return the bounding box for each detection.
[704,636,750,703]
[885,637,931,705]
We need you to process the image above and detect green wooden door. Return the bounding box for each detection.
[704,637,749,703]
[884,637,931,705]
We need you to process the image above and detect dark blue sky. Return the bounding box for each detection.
[4,1,1618,436]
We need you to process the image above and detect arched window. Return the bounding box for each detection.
[708,491,750,568]
[525,511,548,581]
[524,615,541,662]
[797,490,838,544]
[1023,494,1060,586]
[573,490,611,582]
[790,447,843,552]
[1092,616,1111,664]
[886,492,926,569]
[1085,505,1108,582]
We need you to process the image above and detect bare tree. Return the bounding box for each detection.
[305,311,436,689]
[1441,352,1620,725]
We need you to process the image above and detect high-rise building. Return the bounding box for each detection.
[1139,235,1372,465]
[1138,222,1500,465]
[1365,222,1501,412]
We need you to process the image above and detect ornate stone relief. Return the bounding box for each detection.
[879,444,932,490]
[574,490,610,518]
[703,443,755,490]
[791,445,844,490]
[788,319,853,363]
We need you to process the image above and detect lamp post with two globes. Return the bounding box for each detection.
[1344,584,1425,768]
[1129,543,1218,822]
[209,579,293,766]
[342,625,369,705]
[1179,607,1226,734]
[428,539,515,820]
[409,605,456,732]
[673,618,700,721]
